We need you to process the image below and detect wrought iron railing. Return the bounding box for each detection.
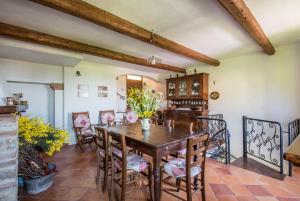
[288,119,300,176]
[243,116,283,174]
[196,114,233,164]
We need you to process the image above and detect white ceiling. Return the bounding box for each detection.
[0,0,300,72]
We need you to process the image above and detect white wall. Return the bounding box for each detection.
[0,58,63,123]
[116,75,127,112]
[160,43,300,158]
[63,61,160,144]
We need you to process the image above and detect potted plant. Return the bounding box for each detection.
[127,88,161,130]
[18,116,69,194]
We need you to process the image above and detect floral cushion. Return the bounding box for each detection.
[164,158,202,178]
[125,111,138,123]
[101,112,115,124]
[74,114,91,132]
[177,148,187,156]
[115,154,148,172]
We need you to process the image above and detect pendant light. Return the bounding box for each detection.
[147,30,161,65]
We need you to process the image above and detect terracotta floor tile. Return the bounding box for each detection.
[210,184,234,195]
[277,198,300,201]
[228,184,253,196]
[216,167,232,175]
[42,186,89,201]
[222,175,243,186]
[19,198,40,201]
[216,195,239,201]
[256,196,280,201]
[236,196,259,201]
[263,185,295,198]
[245,185,272,196]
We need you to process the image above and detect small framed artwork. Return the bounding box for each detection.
[78,84,89,98]
[98,86,108,91]
[98,85,108,98]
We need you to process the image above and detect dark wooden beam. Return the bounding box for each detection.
[0,22,185,73]
[218,0,275,55]
[29,0,220,66]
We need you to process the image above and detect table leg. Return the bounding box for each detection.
[153,152,162,201]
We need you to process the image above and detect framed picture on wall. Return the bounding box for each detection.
[78,84,89,98]
[98,85,108,98]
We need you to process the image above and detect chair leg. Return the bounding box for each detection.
[110,159,115,201]
[148,163,153,201]
[201,174,206,201]
[96,149,102,184]
[176,178,180,192]
[201,186,206,201]
[102,156,109,193]
[186,176,192,201]
[121,169,127,201]
[76,141,84,152]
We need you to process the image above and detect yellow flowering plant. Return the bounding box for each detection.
[127,88,161,119]
[18,116,69,156]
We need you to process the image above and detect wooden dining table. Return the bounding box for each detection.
[107,123,205,201]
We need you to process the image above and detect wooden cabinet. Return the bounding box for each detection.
[166,79,176,99]
[166,73,209,101]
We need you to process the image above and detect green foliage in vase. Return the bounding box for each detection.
[127,88,161,119]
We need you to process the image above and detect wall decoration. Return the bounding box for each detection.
[210,91,220,100]
[77,84,89,98]
[98,85,108,98]
[98,86,108,91]
[98,93,108,98]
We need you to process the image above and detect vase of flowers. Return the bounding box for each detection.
[127,88,161,131]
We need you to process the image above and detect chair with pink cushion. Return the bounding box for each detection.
[161,134,209,201]
[72,111,97,151]
[109,133,152,201]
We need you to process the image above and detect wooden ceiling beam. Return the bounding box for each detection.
[218,0,275,55]
[0,22,185,73]
[29,0,220,66]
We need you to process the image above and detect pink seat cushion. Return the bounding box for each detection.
[177,148,187,156]
[74,114,92,132]
[164,158,202,178]
[101,112,115,124]
[125,111,138,123]
[115,154,148,172]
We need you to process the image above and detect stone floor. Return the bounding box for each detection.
[19,145,300,201]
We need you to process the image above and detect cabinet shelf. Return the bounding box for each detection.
[166,73,209,103]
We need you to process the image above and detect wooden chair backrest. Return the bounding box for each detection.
[186,133,209,176]
[108,133,127,171]
[171,120,194,133]
[95,127,109,155]
[72,111,92,132]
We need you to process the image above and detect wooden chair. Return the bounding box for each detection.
[72,111,97,151]
[99,110,116,126]
[169,120,194,157]
[95,127,110,192]
[161,134,209,201]
[109,134,153,201]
